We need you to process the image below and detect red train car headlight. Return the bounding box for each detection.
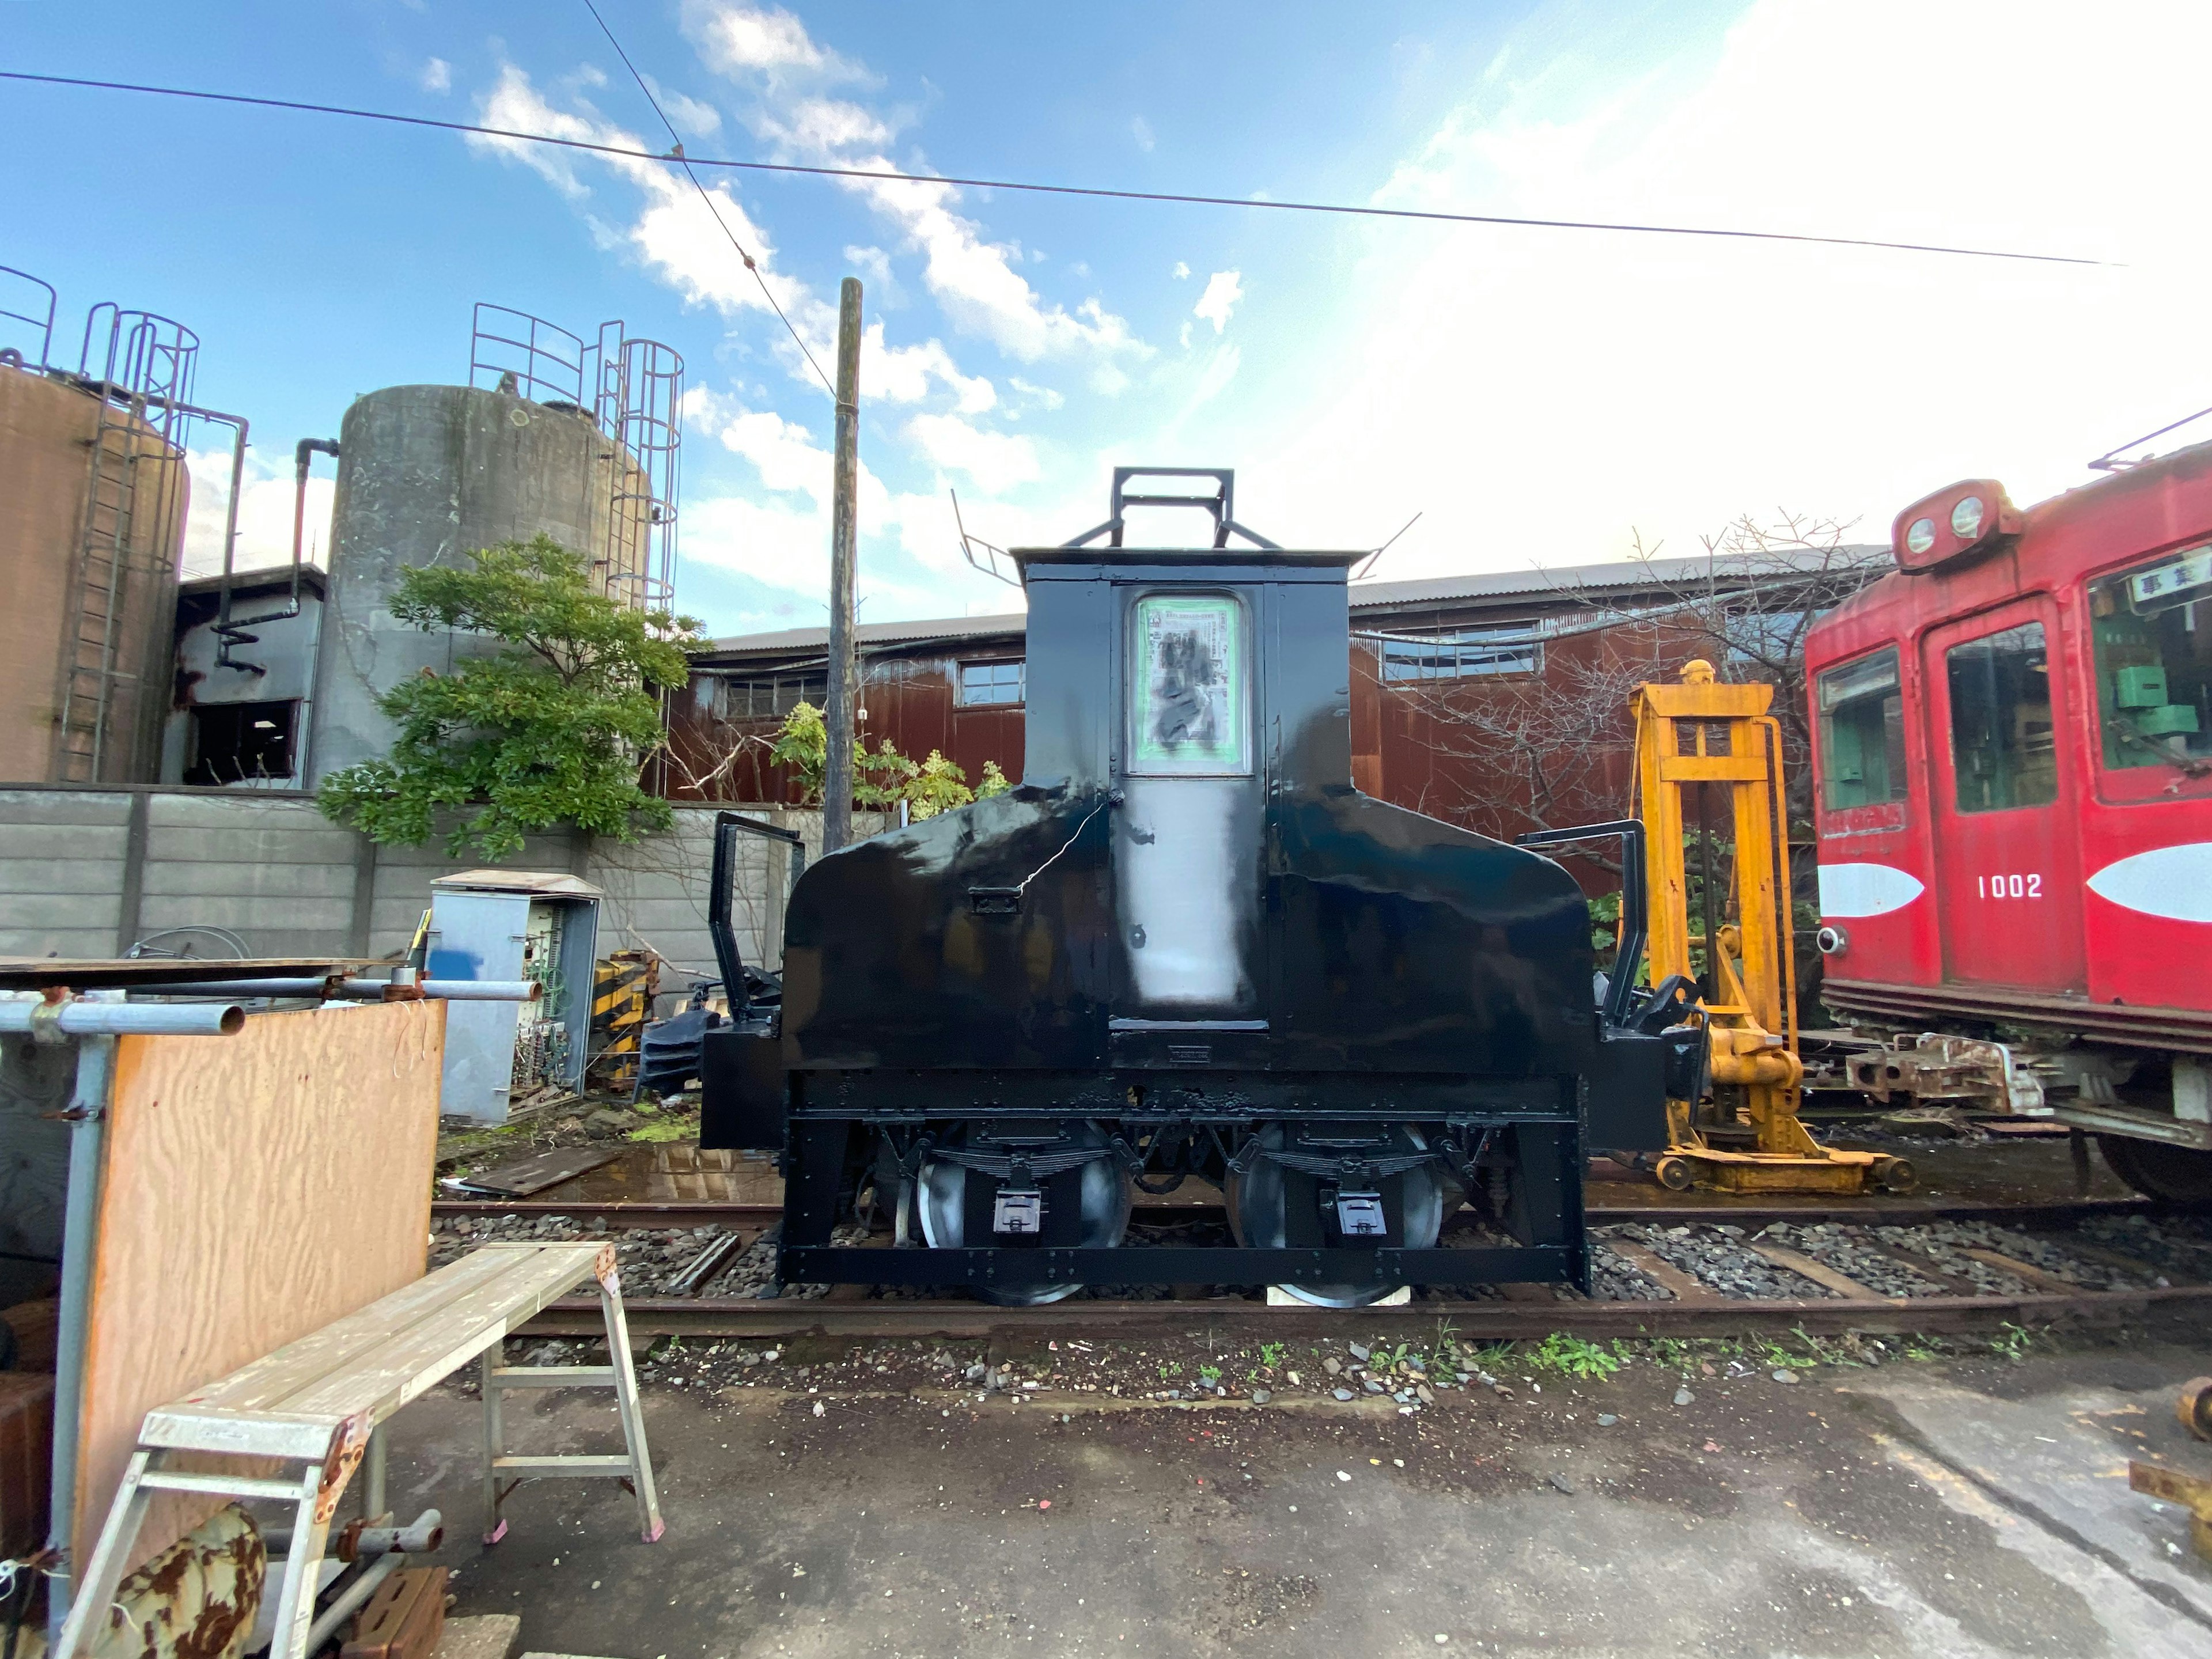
[1892,479,2021,573]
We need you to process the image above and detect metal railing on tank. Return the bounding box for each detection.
[468,302,589,407]
[0,266,55,369]
[594,323,682,612]
[465,304,684,614]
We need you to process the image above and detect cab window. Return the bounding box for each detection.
[2089,548,2212,771]
[1946,623,2056,812]
[1816,646,1906,810]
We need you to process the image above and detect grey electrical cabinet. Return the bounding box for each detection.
[426,870,602,1122]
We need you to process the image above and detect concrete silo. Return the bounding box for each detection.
[0,277,214,785]
[309,306,681,783]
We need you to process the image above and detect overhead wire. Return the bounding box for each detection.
[0,69,2113,269]
[574,0,835,397]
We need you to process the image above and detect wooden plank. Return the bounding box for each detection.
[1745,1242,1888,1303]
[279,1250,605,1423]
[162,1245,603,1432]
[1961,1247,2082,1295]
[1602,1240,1719,1302]
[168,1251,531,1415]
[448,1146,623,1198]
[76,999,445,1576]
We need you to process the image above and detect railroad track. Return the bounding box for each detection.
[426,1192,2212,1342]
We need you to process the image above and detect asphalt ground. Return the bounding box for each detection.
[378,1330,2212,1659]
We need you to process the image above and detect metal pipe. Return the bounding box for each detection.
[125,978,337,999]
[45,1018,116,1645]
[217,437,341,675]
[118,979,536,1005]
[0,1000,244,1036]
[265,1510,441,1562]
[418,980,541,1002]
[301,1550,400,1654]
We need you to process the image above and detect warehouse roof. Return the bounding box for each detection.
[692,546,1888,663]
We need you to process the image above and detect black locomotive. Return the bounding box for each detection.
[700,469,1676,1305]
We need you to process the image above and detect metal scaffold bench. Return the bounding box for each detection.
[55,1243,661,1659]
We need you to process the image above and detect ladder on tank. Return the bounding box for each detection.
[55,393,153,781]
[54,310,195,783]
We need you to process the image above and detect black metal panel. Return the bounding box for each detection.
[780,1244,1577,1290]
[1586,1031,1671,1152]
[698,1027,785,1150]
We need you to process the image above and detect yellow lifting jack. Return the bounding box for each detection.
[1630,661,1913,1195]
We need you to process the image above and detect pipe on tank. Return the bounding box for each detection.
[215,435,338,673]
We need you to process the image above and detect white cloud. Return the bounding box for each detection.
[181,449,335,579]
[906,413,1041,494]
[843,244,892,285]
[681,1,863,82]
[644,76,724,138]
[759,96,893,153]
[1131,116,1155,153]
[1219,0,2212,571]
[1008,377,1064,411]
[1193,270,1244,335]
[1171,260,1190,279]
[419,58,452,94]
[864,324,996,412]
[469,62,633,200]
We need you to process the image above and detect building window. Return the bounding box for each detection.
[959,659,1025,706]
[1377,627,1541,681]
[1817,646,1906,810]
[2088,552,2212,771]
[184,699,297,785]
[718,674,828,719]
[1946,623,2057,812]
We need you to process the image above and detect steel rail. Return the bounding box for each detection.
[431,1194,2169,1232]
[517,1282,2212,1342]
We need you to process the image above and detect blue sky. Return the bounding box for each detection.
[6,2,2209,638]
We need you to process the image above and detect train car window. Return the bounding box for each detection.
[1127,592,1252,775]
[2089,550,2212,771]
[1946,623,2057,812]
[1816,646,1906,810]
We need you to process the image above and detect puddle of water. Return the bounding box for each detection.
[544,1143,783,1205]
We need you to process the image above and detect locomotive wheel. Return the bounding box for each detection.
[1224,1124,1456,1308]
[2097,1135,2212,1205]
[916,1124,1133,1306]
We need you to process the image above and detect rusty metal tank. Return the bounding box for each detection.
[0,301,194,785]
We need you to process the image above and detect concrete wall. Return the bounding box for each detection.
[0,785,879,986]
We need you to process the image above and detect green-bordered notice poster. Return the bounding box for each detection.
[1128,592,1251,775]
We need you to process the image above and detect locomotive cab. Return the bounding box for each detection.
[704,468,1671,1301]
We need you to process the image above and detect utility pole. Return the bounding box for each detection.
[822,276,862,853]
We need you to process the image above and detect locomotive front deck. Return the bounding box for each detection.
[703,469,1671,1303]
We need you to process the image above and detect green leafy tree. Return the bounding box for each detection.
[767,700,828,802]
[317,535,703,859]
[765,703,1015,819]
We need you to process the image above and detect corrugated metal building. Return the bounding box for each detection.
[670,549,1888,853]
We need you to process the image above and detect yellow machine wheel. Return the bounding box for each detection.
[1654,1154,1695,1191]
[1876,1157,1917,1195]
[2178,1377,2212,1442]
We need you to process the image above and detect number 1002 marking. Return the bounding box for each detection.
[1978,872,2043,899]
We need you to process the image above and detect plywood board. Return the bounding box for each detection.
[76,998,444,1572]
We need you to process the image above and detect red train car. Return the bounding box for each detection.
[1804,441,2212,1200]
